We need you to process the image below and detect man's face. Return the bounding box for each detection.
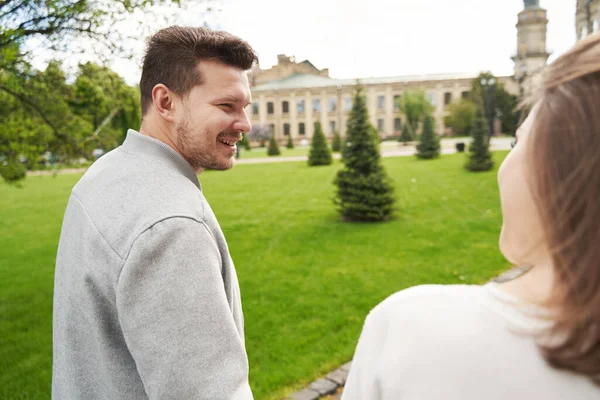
[174,59,252,172]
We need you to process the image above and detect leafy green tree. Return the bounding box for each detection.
[286,136,294,149]
[0,0,193,183]
[307,122,332,166]
[444,98,476,136]
[333,87,395,221]
[416,115,440,159]
[400,90,433,138]
[465,108,494,172]
[471,71,519,136]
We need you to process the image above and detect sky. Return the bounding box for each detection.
[30,0,577,85]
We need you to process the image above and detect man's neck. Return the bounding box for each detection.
[138,121,203,175]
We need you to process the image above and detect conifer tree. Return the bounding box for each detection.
[465,108,494,171]
[308,122,332,166]
[416,115,440,159]
[333,87,395,221]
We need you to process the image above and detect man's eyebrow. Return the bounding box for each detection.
[214,95,250,105]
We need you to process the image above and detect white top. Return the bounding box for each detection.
[342,284,600,400]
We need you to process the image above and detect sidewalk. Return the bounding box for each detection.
[27,137,513,176]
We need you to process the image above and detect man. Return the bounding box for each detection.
[52,26,258,399]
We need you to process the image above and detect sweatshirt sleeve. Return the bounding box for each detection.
[116,217,252,400]
[341,311,386,400]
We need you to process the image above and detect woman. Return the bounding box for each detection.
[342,34,600,400]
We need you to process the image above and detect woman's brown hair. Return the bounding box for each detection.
[526,33,600,383]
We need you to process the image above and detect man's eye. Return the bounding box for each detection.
[220,104,233,109]
[511,138,518,148]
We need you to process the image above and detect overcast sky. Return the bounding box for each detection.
[31,0,577,85]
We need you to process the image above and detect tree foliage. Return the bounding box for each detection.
[267,136,280,156]
[444,98,477,136]
[0,0,194,183]
[465,108,494,172]
[399,90,433,138]
[415,115,440,159]
[331,130,342,152]
[471,71,520,136]
[333,86,395,222]
[307,122,332,166]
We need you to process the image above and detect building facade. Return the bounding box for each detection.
[512,0,550,97]
[248,68,517,141]
[576,0,600,40]
[246,0,558,142]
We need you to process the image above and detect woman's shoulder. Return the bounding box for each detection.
[369,284,486,320]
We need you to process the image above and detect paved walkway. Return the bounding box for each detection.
[28,137,513,176]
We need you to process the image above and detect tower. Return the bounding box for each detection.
[512,0,550,95]
[576,0,600,40]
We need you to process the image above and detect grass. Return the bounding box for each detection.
[239,145,310,159]
[0,151,511,399]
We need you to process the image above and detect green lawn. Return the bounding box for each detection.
[239,145,310,159]
[0,151,511,399]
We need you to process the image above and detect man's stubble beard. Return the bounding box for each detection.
[177,118,234,171]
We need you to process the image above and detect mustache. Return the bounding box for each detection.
[218,132,243,141]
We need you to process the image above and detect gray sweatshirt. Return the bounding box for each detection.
[52,130,252,399]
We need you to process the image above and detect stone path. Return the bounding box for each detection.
[285,362,352,400]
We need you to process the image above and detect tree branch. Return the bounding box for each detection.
[0,83,72,145]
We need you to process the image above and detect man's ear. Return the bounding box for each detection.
[151,84,178,122]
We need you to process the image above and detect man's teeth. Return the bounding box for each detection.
[219,138,237,146]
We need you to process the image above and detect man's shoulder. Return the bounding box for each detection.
[68,148,208,258]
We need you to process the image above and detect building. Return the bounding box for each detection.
[512,0,551,97]
[247,0,557,142]
[576,0,600,40]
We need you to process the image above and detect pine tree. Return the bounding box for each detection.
[398,122,413,146]
[240,134,251,150]
[465,108,494,171]
[416,115,440,159]
[332,131,342,152]
[267,136,280,156]
[333,87,396,222]
[308,122,332,166]
[286,135,294,149]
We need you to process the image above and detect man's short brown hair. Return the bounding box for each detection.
[139,26,258,116]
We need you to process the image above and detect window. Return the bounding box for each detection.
[312,99,321,112]
[344,96,352,111]
[461,91,470,99]
[394,95,401,111]
[377,95,385,109]
[444,92,452,106]
[394,118,402,132]
[427,92,436,107]
[283,123,290,136]
[252,102,259,115]
[282,101,289,114]
[329,121,336,133]
[328,98,337,112]
[267,102,274,114]
[377,119,384,133]
[297,100,305,114]
[299,122,305,135]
